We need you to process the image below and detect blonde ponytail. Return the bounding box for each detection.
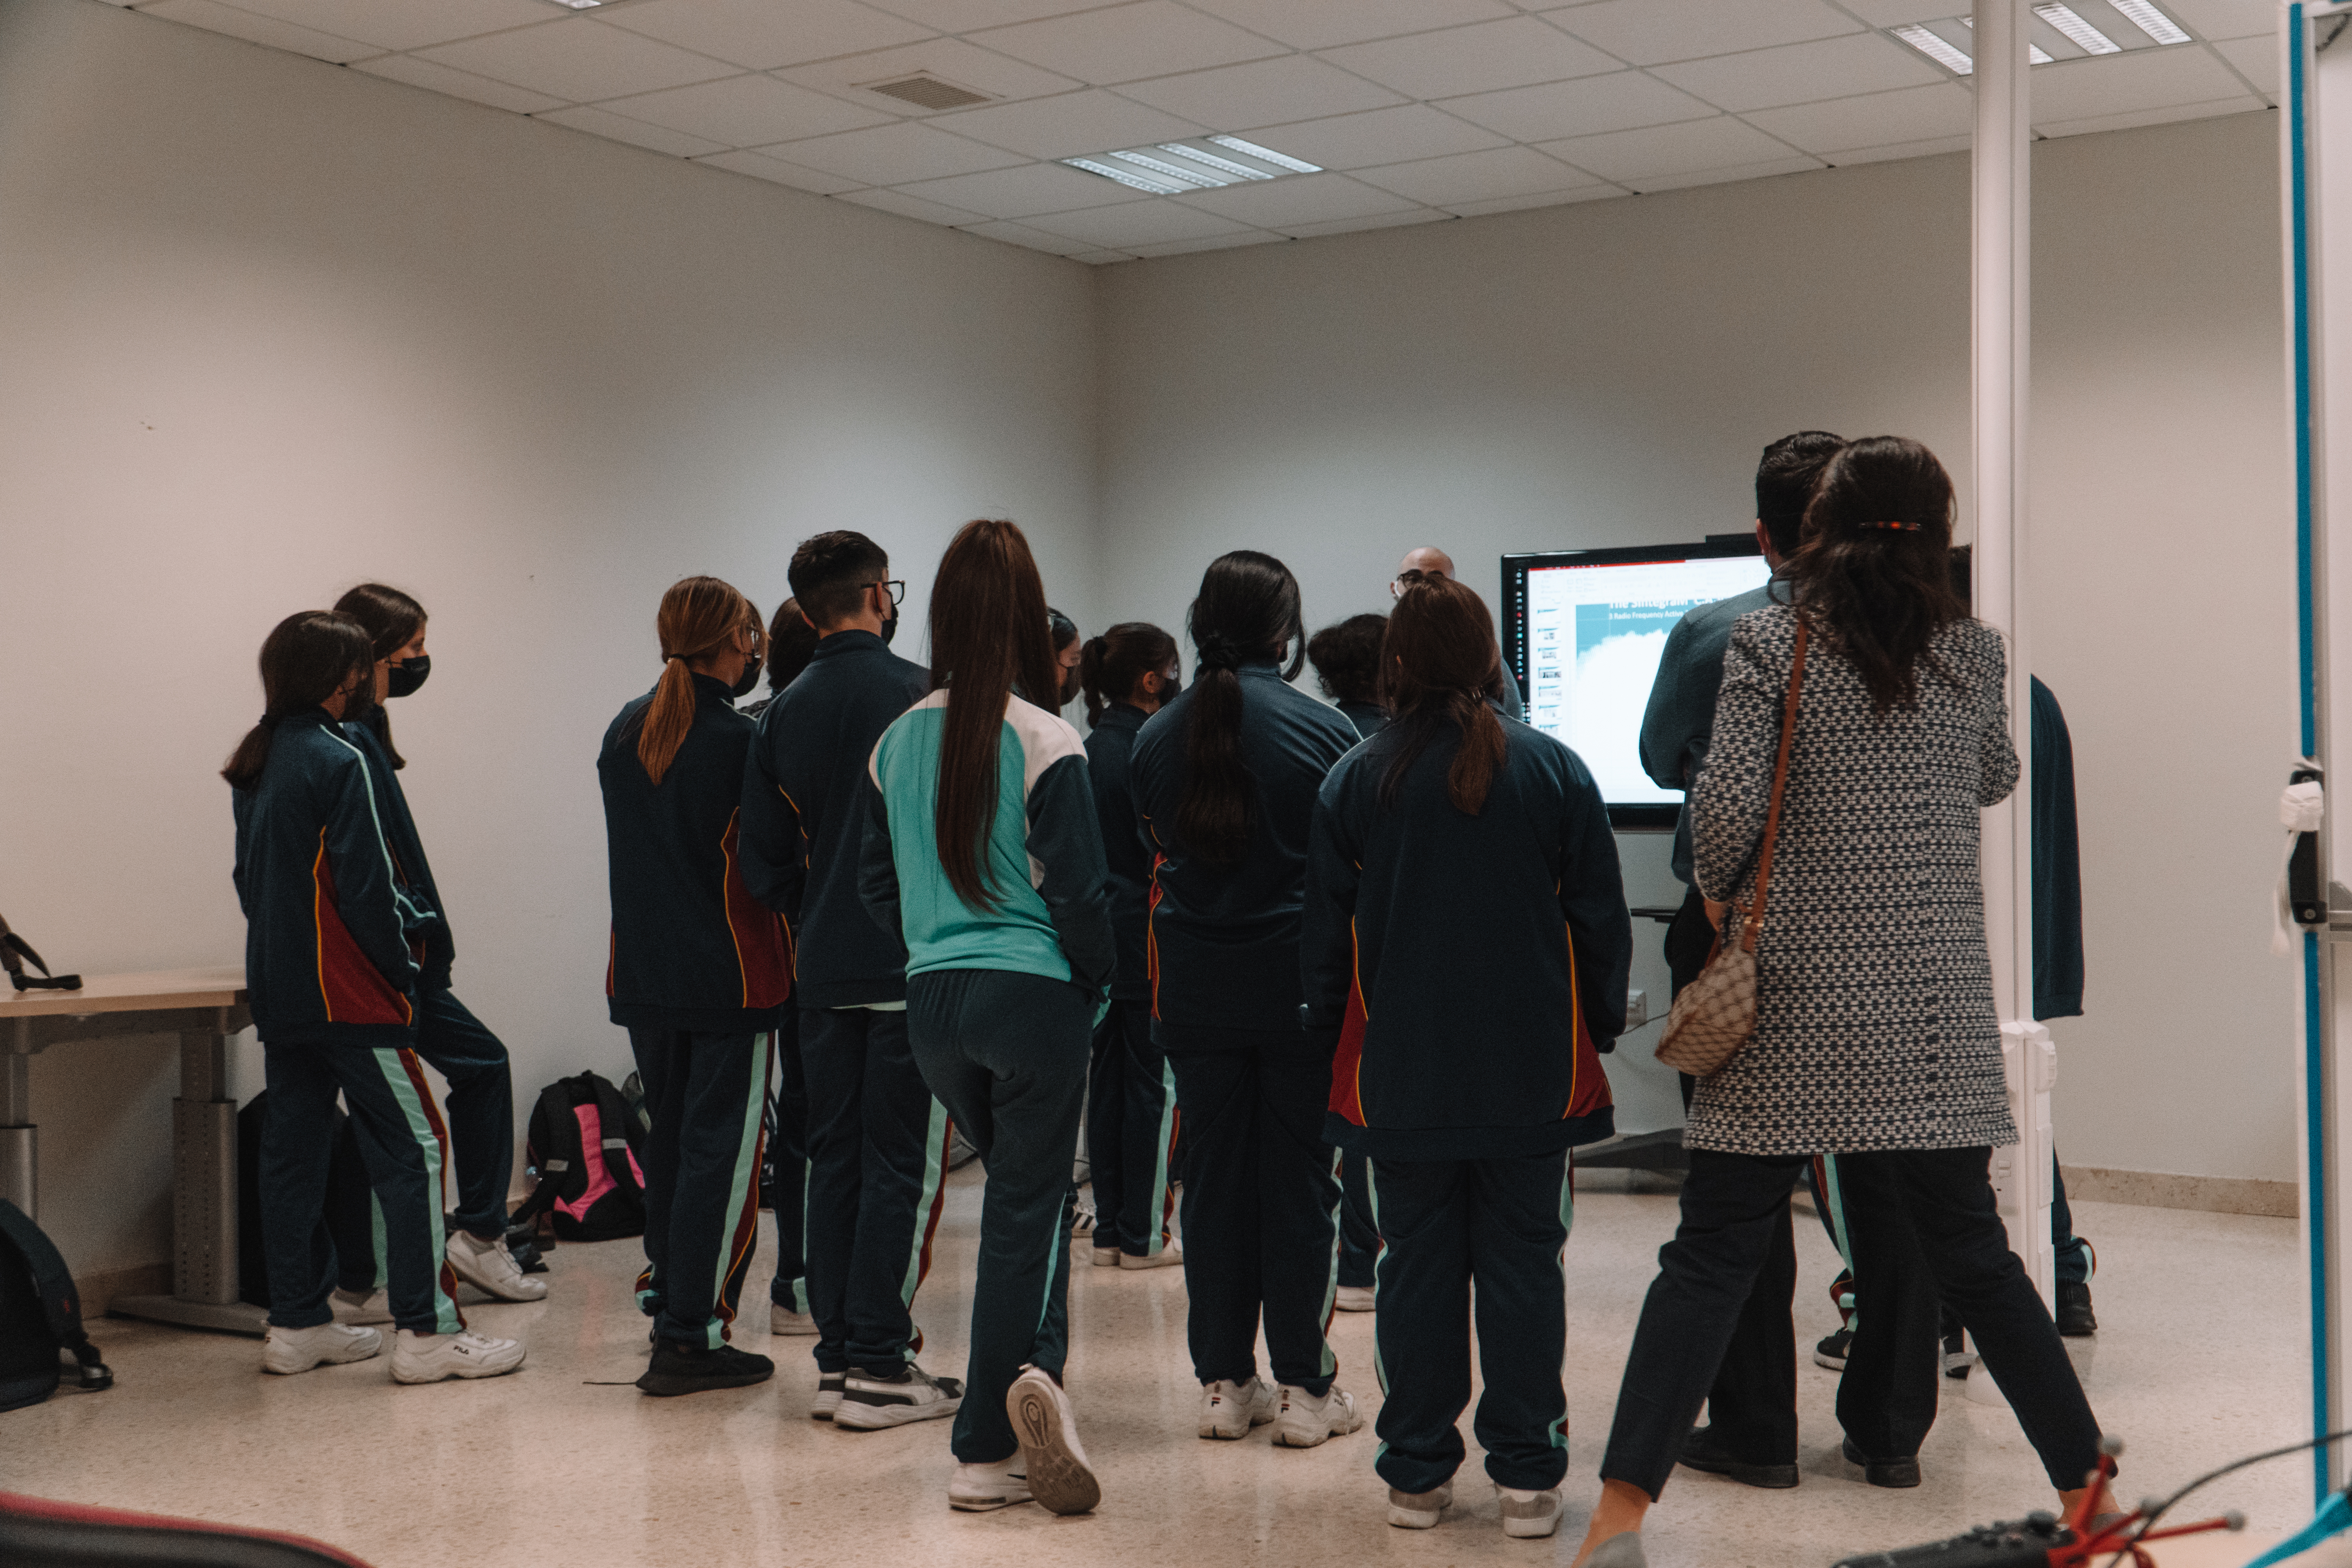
[634,576,757,785]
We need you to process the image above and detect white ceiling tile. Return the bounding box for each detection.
[1028,199,1259,246]
[1352,145,1599,206]
[957,218,1105,252]
[693,149,867,194]
[864,0,1103,29]
[1828,0,1963,22]
[927,88,1207,157]
[1285,208,1454,236]
[1539,115,1802,181]
[602,0,933,71]
[1740,80,1973,154]
[417,19,740,103]
[971,2,1285,85]
[134,0,376,63]
[758,119,1030,183]
[1823,132,1971,165]
[892,161,1149,217]
[1183,0,1516,51]
[1631,154,1823,191]
[1441,69,1713,141]
[1548,0,1860,66]
[2034,93,2265,137]
[351,53,569,114]
[834,187,989,223]
[1649,33,1942,112]
[1319,16,1622,99]
[2210,36,2279,96]
[2026,44,2251,123]
[1446,185,1624,215]
[1127,230,1286,256]
[1115,55,1405,129]
[534,104,730,157]
[185,0,549,51]
[1174,170,1422,229]
[1242,104,1510,169]
[599,73,893,146]
[775,38,1082,111]
[2160,0,2276,40]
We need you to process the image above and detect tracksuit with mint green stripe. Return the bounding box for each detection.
[1303,716,1631,1495]
[740,629,951,1379]
[600,672,792,1349]
[861,689,1114,1464]
[232,708,465,1338]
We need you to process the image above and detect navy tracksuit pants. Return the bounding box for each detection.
[1368,1151,1574,1494]
[768,1007,809,1314]
[1162,1027,1340,1396]
[800,1005,953,1376]
[628,1027,771,1348]
[907,969,1091,1465]
[408,986,516,1241]
[1085,1000,1179,1259]
[259,1040,465,1336]
[1337,1153,1379,1289]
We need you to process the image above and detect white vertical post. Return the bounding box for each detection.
[1971,0,2059,1330]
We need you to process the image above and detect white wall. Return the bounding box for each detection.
[1098,111,2296,1184]
[0,0,1099,1274]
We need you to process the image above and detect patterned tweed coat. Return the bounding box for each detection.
[1685,604,2020,1156]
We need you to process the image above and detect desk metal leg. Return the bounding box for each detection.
[0,1053,33,1217]
[113,1025,265,1336]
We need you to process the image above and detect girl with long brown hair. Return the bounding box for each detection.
[1302,573,1630,1539]
[861,519,1113,1516]
[597,574,790,1399]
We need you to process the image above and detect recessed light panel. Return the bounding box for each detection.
[1061,137,1321,193]
[1892,23,1975,74]
[544,0,602,9]
[2107,0,2191,45]
[2033,4,2122,54]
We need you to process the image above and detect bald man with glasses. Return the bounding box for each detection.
[1391,548,1524,721]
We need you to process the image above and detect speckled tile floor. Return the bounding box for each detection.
[0,1169,2321,1568]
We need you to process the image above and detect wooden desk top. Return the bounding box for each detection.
[0,966,246,1017]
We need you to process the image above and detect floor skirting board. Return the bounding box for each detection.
[2060,1164,2298,1218]
[73,1262,172,1318]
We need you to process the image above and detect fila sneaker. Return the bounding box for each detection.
[390,1327,526,1383]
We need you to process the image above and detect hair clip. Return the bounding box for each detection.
[1864,520,1924,532]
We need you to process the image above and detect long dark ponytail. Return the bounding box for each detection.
[332,583,425,769]
[1786,435,1966,714]
[1078,622,1178,728]
[930,520,1060,910]
[1178,551,1305,865]
[221,612,374,791]
[1377,573,1508,814]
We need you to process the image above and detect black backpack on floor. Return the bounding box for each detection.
[0,1199,110,1413]
[514,1073,648,1243]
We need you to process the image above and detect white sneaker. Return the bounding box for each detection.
[1005,1365,1100,1515]
[833,1361,964,1430]
[1069,1192,1097,1240]
[1090,1245,1123,1269]
[1274,1384,1363,1448]
[1387,1480,1453,1529]
[330,1287,392,1326]
[811,1370,844,1419]
[770,1302,818,1336]
[262,1322,381,1374]
[1498,1485,1564,1539]
[1198,1376,1278,1439]
[949,1457,1031,1512]
[390,1327,526,1383]
[444,1230,548,1302]
[1335,1284,1376,1312]
[1120,1241,1183,1270]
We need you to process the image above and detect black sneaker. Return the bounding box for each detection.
[833,1361,965,1430]
[1679,1425,1799,1489]
[1842,1436,1922,1489]
[2056,1281,2097,1337]
[635,1340,774,1398]
[1814,1328,1852,1371]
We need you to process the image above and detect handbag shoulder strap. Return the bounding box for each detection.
[1737,618,1810,954]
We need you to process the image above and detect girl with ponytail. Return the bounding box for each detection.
[860,519,1113,1515]
[597,575,791,1398]
[1301,573,1630,1536]
[1126,550,1365,1450]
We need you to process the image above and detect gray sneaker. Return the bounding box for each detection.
[832,1361,964,1430]
[1498,1486,1563,1540]
[1585,1530,1648,1567]
[1386,1481,1452,1529]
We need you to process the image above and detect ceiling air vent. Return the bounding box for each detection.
[864,74,994,111]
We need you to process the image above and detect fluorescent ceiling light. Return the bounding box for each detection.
[2107,0,2191,44]
[1062,136,1319,192]
[1108,150,1225,189]
[1157,143,1274,182]
[1206,135,1321,174]
[1892,23,1975,73]
[2032,3,2121,53]
[1064,158,1185,194]
[1957,16,2054,64]
[544,0,603,8]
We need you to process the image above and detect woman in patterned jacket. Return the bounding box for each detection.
[1571,438,2109,1568]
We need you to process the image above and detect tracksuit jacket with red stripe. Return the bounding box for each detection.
[1301,719,1632,1161]
[231,708,427,1047]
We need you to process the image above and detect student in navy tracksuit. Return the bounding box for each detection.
[228,610,525,1385]
[1076,622,1184,1271]
[1305,612,1391,1314]
[331,584,544,1308]
[1304,573,1630,1540]
[740,533,957,1429]
[599,575,790,1398]
[1131,550,1364,1449]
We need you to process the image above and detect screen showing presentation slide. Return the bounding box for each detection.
[1503,544,1772,822]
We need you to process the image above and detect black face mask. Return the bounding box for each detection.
[731,653,764,700]
[1160,673,1182,703]
[880,611,899,647]
[385,654,430,699]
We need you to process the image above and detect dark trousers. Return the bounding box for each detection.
[1338,1153,1380,1289]
[408,986,515,1240]
[800,1005,951,1375]
[1601,1147,2103,1498]
[907,969,1091,1464]
[628,1027,770,1348]
[1162,1027,1341,1396]
[1368,1151,1573,1494]
[1086,999,1180,1258]
[769,1008,809,1312]
[1697,1189,1799,1463]
[260,1040,464,1336]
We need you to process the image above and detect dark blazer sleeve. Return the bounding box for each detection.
[324,756,420,1000]
[1639,615,1706,793]
[737,716,807,920]
[1300,769,1360,1034]
[1555,751,1631,1049]
[857,779,903,948]
[1026,753,1116,995]
[2030,677,2085,1020]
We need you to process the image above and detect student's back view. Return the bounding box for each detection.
[1129,550,1363,1449]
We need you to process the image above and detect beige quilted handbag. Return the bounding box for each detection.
[1656,620,1810,1078]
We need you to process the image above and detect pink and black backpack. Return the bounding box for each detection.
[516,1073,649,1243]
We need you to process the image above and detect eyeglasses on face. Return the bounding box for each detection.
[867,580,906,606]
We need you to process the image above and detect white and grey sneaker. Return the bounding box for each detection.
[811,1370,845,1420]
[1120,1242,1183,1270]
[1091,1244,1122,1269]
[948,1457,1030,1512]
[262,1322,381,1375]
[769,1301,818,1336]
[1198,1376,1278,1439]
[1387,1481,1453,1529]
[1498,1486,1563,1539]
[330,1287,392,1326]
[445,1230,548,1303]
[833,1361,965,1430]
[1335,1285,1376,1313]
[1006,1365,1100,1515]
[390,1327,526,1383]
[1274,1384,1362,1448]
